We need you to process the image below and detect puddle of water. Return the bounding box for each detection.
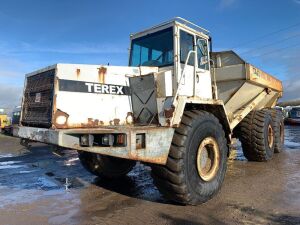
[0,161,21,165]
[19,170,35,174]
[92,163,165,203]
[0,153,14,158]
[64,157,79,166]
[284,140,300,149]
[35,177,60,190]
[55,177,86,189]
[0,165,25,169]
[0,160,26,170]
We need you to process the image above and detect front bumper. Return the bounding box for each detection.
[17,126,174,165]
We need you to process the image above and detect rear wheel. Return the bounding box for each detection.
[272,110,284,153]
[151,110,228,205]
[238,109,275,161]
[78,151,136,178]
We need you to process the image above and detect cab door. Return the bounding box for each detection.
[177,29,196,97]
[195,37,212,99]
[177,29,212,99]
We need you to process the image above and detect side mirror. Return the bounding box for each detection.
[200,56,209,66]
[196,39,208,56]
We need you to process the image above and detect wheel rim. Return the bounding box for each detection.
[267,125,274,148]
[196,137,220,182]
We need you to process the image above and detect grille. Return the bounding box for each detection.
[129,74,158,125]
[21,69,55,128]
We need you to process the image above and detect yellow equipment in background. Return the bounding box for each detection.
[0,111,10,131]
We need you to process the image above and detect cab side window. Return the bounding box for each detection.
[180,30,194,66]
[196,37,209,70]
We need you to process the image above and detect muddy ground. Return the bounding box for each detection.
[0,126,299,225]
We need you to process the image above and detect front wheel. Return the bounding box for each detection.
[151,110,228,205]
[78,151,136,178]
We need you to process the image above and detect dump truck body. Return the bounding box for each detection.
[17,18,284,205]
[18,18,283,163]
[211,51,283,129]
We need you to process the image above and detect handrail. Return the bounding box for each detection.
[173,50,197,105]
[210,59,218,100]
[174,17,210,34]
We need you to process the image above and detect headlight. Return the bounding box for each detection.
[56,115,67,125]
[126,114,134,124]
[102,134,114,146]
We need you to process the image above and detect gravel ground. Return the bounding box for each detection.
[0,125,299,225]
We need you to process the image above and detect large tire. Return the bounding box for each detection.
[78,151,136,178]
[239,109,275,161]
[272,110,284,153]
[151,110,228,205]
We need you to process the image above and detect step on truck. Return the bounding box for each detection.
[18,18,284,205]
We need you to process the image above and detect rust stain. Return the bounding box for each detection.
[64,119,130,129]
[51,94,57,129]
[53,109,69,129]
[113,118,120,125]
[164,107,175,118]
[98,67,107,83]
[76,68,81,79]
[166,119,171,126]
[127,150,167,164]
[87,118,93,125]
[85,118,101,127]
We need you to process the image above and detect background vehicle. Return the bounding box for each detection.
[2,106,21,135]
[17,18,284,205]
[285,106,300,125]
[0,109,10,133]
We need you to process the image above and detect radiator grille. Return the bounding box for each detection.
[21,69,55,128]
[129,74,159,125]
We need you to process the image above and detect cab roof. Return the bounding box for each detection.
[131,17,210,40]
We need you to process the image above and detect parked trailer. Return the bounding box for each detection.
[17,18,284,205]
[285,106,300,125]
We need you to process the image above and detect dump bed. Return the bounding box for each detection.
[211,51,283,121]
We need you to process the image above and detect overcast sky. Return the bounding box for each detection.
[0,0,300,109]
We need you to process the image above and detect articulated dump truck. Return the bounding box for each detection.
[18,18,283,205]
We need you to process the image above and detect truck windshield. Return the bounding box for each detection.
[129,27,173,67]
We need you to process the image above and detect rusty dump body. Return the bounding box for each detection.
[17,19,283,165]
